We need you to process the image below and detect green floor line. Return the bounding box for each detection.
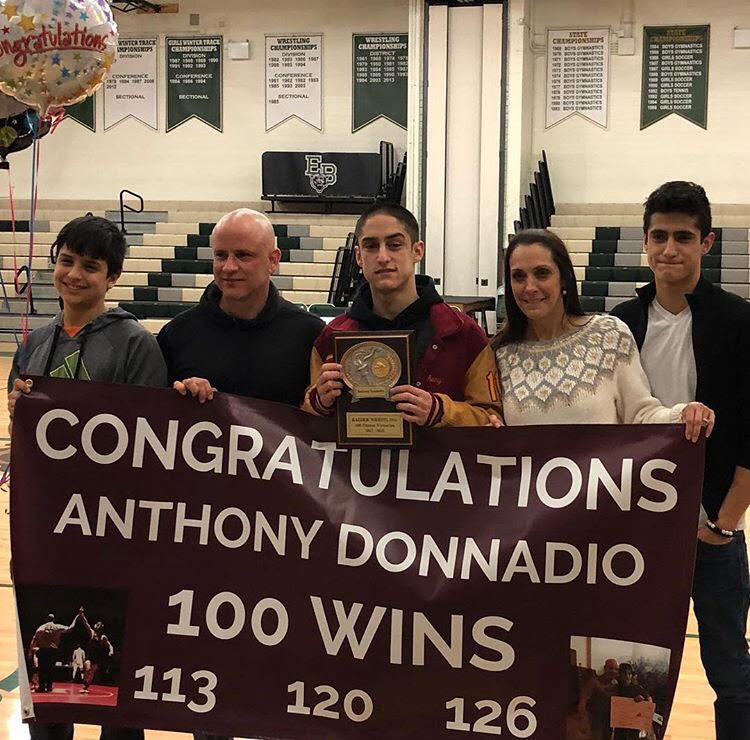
[0,669,18,692]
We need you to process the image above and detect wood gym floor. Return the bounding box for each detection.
[0,357,741,739]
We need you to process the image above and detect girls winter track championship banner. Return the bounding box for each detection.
[11,378,705,739]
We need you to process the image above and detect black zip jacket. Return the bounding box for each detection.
[157,282,324,405]
[611,277,750,519]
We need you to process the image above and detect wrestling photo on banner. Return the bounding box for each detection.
[15,584,129,709]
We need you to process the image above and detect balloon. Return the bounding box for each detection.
[0,90,27,118]
[0,108,50,161]
[0,0,118,116]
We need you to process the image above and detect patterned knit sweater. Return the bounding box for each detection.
[495,314,684,426]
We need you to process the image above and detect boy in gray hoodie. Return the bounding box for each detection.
[7,215,166,740]
[8,215,166,411]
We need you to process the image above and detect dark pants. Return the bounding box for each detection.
[28,725,144,740]
[36,648,57,693]
[693,531,750,740]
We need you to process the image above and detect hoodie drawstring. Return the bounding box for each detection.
[73,330,89,380]
[42,324,62,377]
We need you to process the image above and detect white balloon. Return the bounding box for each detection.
[0,91,28,119]
[0,0,119,116]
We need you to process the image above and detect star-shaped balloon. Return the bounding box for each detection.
[0,0,118,115]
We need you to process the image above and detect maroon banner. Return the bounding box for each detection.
[10,377,704,739]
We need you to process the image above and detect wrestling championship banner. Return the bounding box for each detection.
[11,378,704,739]
[265,34,322,131]
[352,34,408,132]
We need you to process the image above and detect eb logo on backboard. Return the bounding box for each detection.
[305,155,337,194]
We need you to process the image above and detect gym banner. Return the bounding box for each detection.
[641,25,710,130]
[265,34,322,131]
[166,36,222,133]
[11,378,704,739]
[104,38,158,131]
[65,95,95,132]
[546,28,609,129]
[352,34,408,132]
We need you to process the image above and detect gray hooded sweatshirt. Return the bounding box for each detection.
[8,308,167,390]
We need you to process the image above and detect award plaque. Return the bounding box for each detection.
[333,330,415,447]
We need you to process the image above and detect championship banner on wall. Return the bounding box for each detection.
[265,34,322,131]
[546,28,609,128]
[65,95,96,132]
[352,34,408,132]
[104,38,158,131]
[641,26,710,130]
[166,36,223,133]
[11,378,704,738]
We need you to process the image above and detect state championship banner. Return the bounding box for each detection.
[641,26,710,130]
[546,28,609,129]
[104,37,158,131]
[11,378,704,739]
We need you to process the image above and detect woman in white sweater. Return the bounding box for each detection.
[493,229,713,440]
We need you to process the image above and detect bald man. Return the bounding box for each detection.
[157,209,323,404]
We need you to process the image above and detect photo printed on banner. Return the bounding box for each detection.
[546,28,609,129]
[16,584,129,707]
[265,34,322,131]
[104,38,158,131]
[568,636,670,739]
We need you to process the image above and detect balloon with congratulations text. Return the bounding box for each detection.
[0,0,118,116]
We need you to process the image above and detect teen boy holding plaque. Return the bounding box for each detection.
[302,203,502,436]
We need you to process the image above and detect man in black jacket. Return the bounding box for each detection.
[611,181,750,740]
[157,209,323,740]
[158,208,323,406]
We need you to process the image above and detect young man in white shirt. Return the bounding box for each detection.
[612,181,750,740]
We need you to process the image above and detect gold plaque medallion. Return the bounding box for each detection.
[340,341,402,401]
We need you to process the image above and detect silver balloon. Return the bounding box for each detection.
[0,93,30,120]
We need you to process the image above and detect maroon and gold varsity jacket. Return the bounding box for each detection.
[303,297,502,427]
